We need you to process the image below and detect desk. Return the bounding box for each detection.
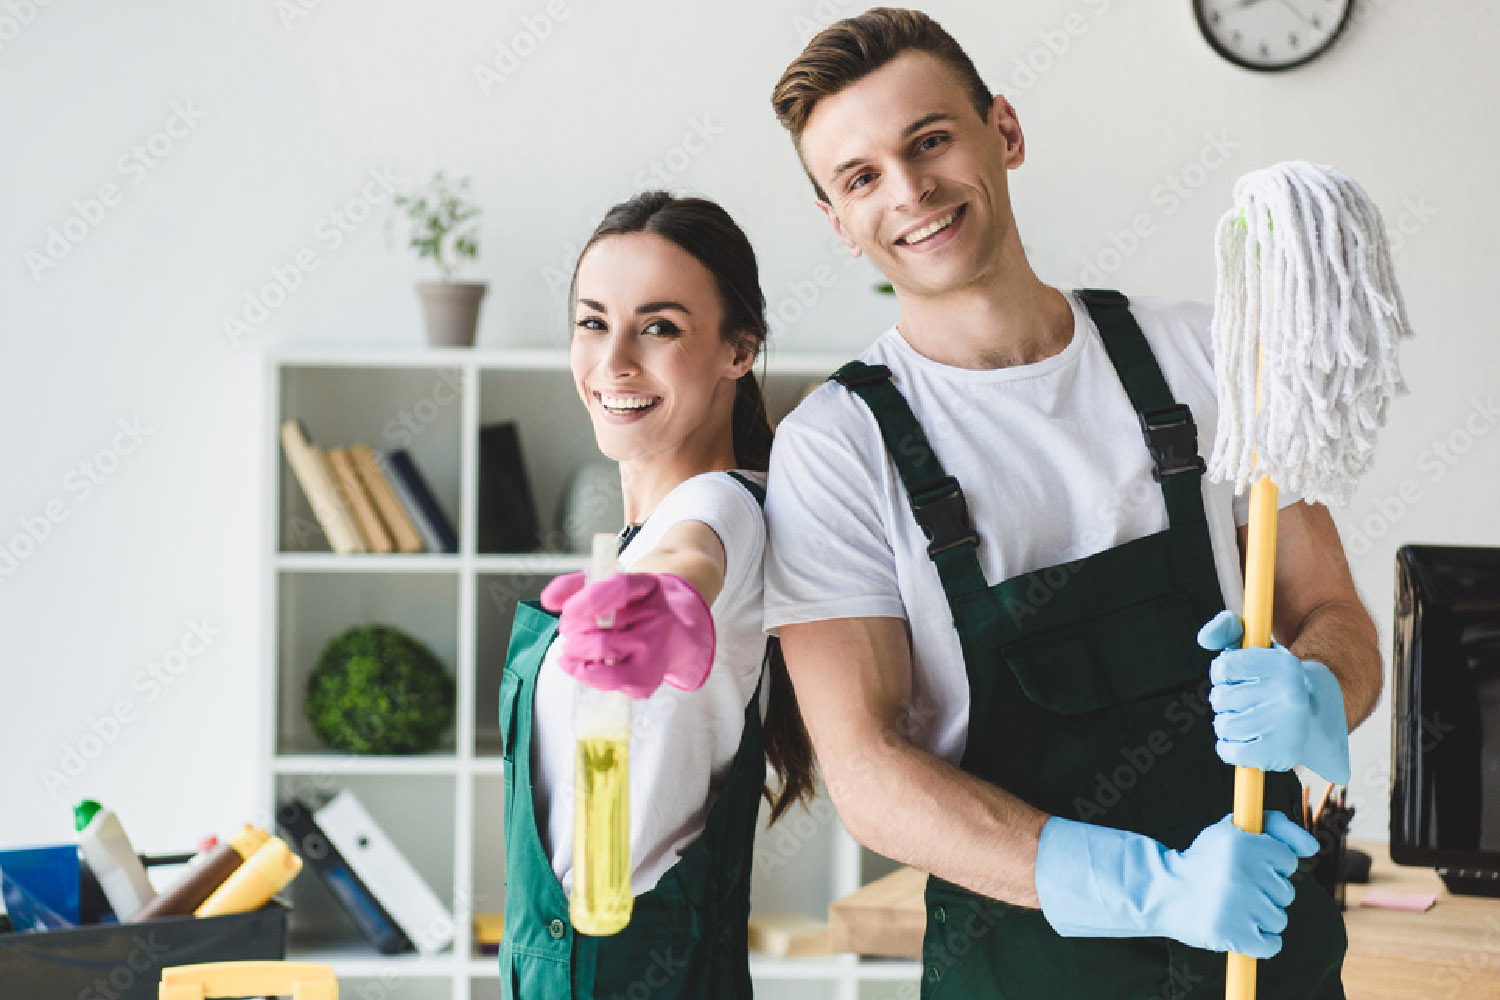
[828,840,1500,997]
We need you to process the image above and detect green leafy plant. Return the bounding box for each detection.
[393,172,481,280]
[304,624,455,754]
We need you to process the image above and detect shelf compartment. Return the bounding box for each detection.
[278,364,464,554]
[274,772,457,962]
[276,570,459,756]
[473,569,555,757]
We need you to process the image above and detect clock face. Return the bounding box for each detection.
[1195,0,1354,72]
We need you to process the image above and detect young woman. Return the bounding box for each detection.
[497,191,814,999]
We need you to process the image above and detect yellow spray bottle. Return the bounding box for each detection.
[570,533,633,936]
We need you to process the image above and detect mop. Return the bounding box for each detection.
[1208,161,1413,999]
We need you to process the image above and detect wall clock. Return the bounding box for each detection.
[1194,0,1354,72]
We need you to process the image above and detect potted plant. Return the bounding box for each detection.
[393,172,486,347]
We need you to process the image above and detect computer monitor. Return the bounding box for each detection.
[1390,544,1500,896]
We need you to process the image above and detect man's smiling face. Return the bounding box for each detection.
[798,49,1025,299]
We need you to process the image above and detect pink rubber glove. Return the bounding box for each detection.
[539,571,715,699]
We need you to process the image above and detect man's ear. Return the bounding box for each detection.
[987,93,1026,168]
[816,199,862,258]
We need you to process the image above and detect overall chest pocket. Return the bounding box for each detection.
[1000,592,1210,715]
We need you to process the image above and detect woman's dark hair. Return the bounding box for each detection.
[570,191,816,824]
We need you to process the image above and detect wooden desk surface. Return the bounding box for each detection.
[828,840,1500,998]
[1341,839,1500,998]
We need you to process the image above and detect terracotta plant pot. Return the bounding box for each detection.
[416,280,487,347]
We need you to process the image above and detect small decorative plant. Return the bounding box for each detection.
[305,624,455,754]
[394,172,482,280]
[391,171,488,346]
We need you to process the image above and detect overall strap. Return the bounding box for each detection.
[829,361,989,603]
[1074,289,1209,528]
[725,470,766,506]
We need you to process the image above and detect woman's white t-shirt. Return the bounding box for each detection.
[762,292,1299,767]
[531,470,769,896]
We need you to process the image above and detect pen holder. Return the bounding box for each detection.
[1310,802,1355,910]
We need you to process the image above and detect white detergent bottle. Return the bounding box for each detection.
[74,799,156,919]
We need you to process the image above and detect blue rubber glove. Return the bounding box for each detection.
[1035,812,1319,958]
[1197,610,1352,785]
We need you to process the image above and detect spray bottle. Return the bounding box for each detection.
[569,533,633,936]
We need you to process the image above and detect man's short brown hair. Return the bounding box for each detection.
[770,7,993,201]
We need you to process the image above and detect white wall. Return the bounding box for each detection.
[3,0,1496,852]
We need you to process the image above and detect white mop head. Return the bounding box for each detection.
[1208,160,1414,507]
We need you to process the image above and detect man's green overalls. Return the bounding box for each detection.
[830,289,1346,999]
[496,473,766,1000]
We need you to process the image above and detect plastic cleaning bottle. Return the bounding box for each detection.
[74,799,156,920]
[195,836,302,917]
[127,825,270,922]
[570,533,633,936]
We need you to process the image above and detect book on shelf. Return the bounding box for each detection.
[378,449,459,554]
[350,443,424,554]
[327,447,393,554]
[477,422,541,553]
[314,790,455,956]
[279,419,366,555]
[276,798,414,955]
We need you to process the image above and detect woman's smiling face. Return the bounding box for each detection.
[570,232,748,464]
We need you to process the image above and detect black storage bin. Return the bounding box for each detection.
[0,901,288,1000]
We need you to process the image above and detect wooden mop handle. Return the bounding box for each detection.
[1226,476,1279,999]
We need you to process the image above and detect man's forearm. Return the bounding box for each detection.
[824,730,1049,908]
[1285,597,1382,730]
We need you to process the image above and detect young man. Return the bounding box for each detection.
[763,8,1378,997]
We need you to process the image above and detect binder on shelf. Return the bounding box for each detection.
[378,449,458,554]
[327,447,393,554]
[275,799,414,955]
[313,791,454,955]
[350,443,424,553]
[279,420,366,555]
[477,422,541,553]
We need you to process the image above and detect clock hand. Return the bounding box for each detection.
[1274,0,1313,25]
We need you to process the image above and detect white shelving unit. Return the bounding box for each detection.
[260,346,923,999]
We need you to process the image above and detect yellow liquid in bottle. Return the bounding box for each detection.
[570,735,632,936]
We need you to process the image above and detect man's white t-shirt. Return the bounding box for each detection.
[532,470,769,895]
[763,291,1297,766]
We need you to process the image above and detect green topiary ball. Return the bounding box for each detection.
[305,624,455,754]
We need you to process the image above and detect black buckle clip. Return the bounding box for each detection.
[911,477,980,556]
[832,363,893,388]
[1076,288,1129,308]
[1139,404,1206,481]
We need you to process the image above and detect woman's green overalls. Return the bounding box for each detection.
[496,473,766,1000]
[830,289,1346,999]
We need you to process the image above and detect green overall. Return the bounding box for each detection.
[831,289,1346,999]
[497,473,766,1000]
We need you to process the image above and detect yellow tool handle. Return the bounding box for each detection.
[159,960,337,1000]
[1226,476,1279,1000]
